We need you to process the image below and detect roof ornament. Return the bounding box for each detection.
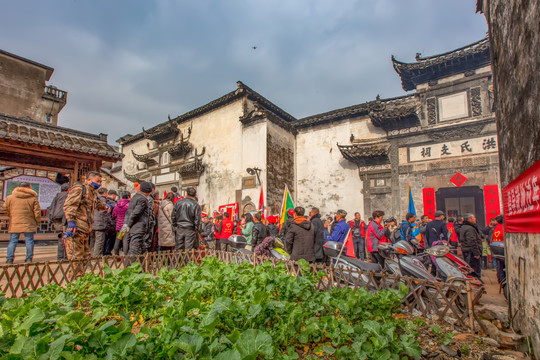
[415,52,422,61]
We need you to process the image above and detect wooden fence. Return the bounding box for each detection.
[0,249,483,329]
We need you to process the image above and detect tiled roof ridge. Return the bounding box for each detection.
[294,93,416,128]
[0,113,107,142]
[238,81,297,123]
[391,37,489,67]
[118,81,297,145]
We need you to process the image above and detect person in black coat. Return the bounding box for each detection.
[171,187,201,251]
[309,207,326,263]
[125,182,153,256]
[266,216,279,237]
[425,210,449,247]
[279,209,295,238]
[251,213,268,248]
[458,213,483,280]
[285,207,315,262]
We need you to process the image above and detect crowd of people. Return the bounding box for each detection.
[2,171,504,284]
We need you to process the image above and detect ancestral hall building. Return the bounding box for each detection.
[118,38,500,222]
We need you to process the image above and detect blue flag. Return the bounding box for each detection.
[408,183,420,238]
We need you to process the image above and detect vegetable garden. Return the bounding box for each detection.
[1,257,424,359]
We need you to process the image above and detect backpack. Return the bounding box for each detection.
[400,221,411,241]
[47,191,68,223]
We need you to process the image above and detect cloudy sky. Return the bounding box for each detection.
[1,0,487,143]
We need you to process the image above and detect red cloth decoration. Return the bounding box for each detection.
[422,188,436,219]
[503,159,540,233]
[484,185,501,225]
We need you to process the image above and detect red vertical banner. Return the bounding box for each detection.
[422,188,436,219]
[484,185,501,225]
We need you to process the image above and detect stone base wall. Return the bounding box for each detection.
[483,0,540,356]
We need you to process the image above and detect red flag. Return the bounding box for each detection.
[259,186,264,210]
[344,231,356,258]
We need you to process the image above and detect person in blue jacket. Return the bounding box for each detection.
[399,212,416,242]
[327,209,349,243]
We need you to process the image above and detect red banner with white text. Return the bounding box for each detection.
[422,188,436,219]
[503,159,540,233]
[483,185,501,226]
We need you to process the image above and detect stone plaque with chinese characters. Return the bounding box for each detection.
[408,135,498,162]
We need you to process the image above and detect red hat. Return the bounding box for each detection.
[287,208,295,217]
[267,216,277,224]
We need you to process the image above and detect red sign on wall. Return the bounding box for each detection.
[503,159,540,233]
[483,185,501,225]
[450,172,468,187]
[423,188,436,219]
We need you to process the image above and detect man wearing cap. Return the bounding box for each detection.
[172,187,201,251]
[63,171,108,261]
[327,209,349,244]
[425,210,449,248]
[124,181,153,256]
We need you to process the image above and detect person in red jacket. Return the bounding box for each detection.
[218,212,234,250]
[366,210,387,266]
[349,212,367,260]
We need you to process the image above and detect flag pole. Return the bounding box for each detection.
[335,228,352,264]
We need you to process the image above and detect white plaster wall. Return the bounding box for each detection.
[240,120,267,210]
[295,116,386,219]
[119,99,276,214]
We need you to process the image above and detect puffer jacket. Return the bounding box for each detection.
[157,199,175,247]
[285,217,315,262]
[112,199,130,231]
[2,187,41,233]
[125,192,151,235]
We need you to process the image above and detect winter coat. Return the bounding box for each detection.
[310,214,325,260]
[327,219,349,244]
[285,217,315,262]
[201,221,215,242]
[267,224,279,238]
[241,221,254,244]
[279,217,294,239]
[2,187,41,233]
[112,199,130,231]
[349,220,366,239]
[459,221,483,257]
[92,195,110,231]
[425,219,449,247]
[125,192,152,235]
[366,220,386,253]
[252,222,269,248]
[171,197,201,230]
[157,200,175,247]
[63,184,106,234]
